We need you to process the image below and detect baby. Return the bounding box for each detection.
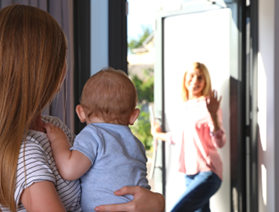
[45,67,150,212]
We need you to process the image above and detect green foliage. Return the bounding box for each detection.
[128,26,152,52]
[130,105,153,150]
[128,25,154,150]
[131,75,154,103]
[129,68,154,150]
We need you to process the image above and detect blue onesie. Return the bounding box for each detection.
[70,123,150,212]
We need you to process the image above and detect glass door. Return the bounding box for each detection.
[153,0,248,211]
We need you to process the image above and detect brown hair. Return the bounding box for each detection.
[80,67,138,125]
[182,62,212,101]
[0,5,66,211]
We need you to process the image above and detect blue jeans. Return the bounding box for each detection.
[170,171,221,212]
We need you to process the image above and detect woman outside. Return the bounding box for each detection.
[0,4,164,212]
[152,62,226,212]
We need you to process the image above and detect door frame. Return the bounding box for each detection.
[153,1,253,211]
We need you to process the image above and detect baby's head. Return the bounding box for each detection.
[76,67,139,126]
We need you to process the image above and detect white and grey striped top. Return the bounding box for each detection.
[1,116,82,212]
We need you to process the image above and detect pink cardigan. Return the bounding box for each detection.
[167,98,226,180]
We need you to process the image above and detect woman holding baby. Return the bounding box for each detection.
[0,4,164,212]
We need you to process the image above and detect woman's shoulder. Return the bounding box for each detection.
[42,115,66,128]
[42,115,75,145]
[18,134,81,212]
[24,129,49,150]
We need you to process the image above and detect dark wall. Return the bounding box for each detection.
[109,0,128,74]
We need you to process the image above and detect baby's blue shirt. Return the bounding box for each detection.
[70,123,150,212]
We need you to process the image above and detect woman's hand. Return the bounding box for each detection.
[205,90,222,116]
[151,121,162,136]
[206,90,222,133]
[150,121,168,141]
[94,186,165,212]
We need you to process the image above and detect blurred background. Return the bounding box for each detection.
[3,0,279,211]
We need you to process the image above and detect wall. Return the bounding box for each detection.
[258,0,279,211]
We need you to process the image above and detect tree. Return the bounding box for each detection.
[130,69,154,150]
[128,26,152,52]
[131,69,154,103]
[130,105,153,151]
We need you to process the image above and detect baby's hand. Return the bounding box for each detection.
[44,123,68,143]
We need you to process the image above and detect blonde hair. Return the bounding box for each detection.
[0,5,66,211]
[80,67,138,125]
[182,62,212,101]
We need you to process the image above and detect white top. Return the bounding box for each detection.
[1,116,82,212]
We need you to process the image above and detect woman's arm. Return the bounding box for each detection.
[150,121,168,141]
[21,181,66,212]
[210,113,220,133]
[94,186,165,212]
[206,90,226,147]
[206,90,222,133]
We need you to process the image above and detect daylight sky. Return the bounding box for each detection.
[127,0,157,41]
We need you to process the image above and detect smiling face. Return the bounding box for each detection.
[185,68,206,99]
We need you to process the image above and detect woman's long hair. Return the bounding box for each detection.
[0,5,66,211]
[182,62,212,101]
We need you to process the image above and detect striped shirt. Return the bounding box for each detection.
[1,116,82,212]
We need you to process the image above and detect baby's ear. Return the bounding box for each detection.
[76,105,87,123]
[128,108,140,125]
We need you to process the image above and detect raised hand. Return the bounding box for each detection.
[205,90,222,116]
